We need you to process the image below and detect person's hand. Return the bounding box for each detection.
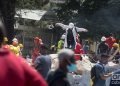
[108,72,113,77]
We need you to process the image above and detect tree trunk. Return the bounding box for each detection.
[0,0,16,43]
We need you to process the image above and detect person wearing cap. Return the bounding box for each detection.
[97,36,109,55]
[91,54,113,86]
[47,49,77,86]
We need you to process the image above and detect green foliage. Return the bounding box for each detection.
[16,0,49,9]
[54,0,120,39]
[55,0,109,22]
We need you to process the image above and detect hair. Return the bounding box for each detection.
[57,49,74,62]
[0,21,6,45]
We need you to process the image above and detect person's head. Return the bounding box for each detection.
[101,36,106,42]
[34,37,39,44]
[40,44,48,55]
[69,23,74,30]
[99,54,110,65]
[112,43,119,50]
[0,21,6,46]
[57,49,77,73]
[12,38,18,46]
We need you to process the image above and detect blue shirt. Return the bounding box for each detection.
[34,55,51,79]
[94,63,106,86]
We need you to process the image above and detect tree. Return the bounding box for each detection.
[0,0,16,43]
[0,0,49,43]
[54,0,120,39]
[16,0,49,9]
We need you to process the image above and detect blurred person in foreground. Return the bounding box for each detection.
[91,54,113,86]
[34,44,51,79]
[47,49,77,86]
[0,21,47,86]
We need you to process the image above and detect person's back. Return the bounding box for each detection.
[0,49,47,86]
[34,55,51,79]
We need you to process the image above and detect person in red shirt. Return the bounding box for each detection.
[32,37,43,63]
[0,21,47,86]
[74,38,84,61]
[106,33,116,49]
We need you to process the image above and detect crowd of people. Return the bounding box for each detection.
[0,20,120,86]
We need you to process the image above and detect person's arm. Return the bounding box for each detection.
[76,27,88,32]
[109,48,119,61]
[96,65,112,80]
[55,23,69,30]
[100,72,113,80]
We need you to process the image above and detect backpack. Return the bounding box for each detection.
[91,65,96,82]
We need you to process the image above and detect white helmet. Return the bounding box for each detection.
[12,38,18,42]
[69,22,75,28]
[101,36,106,41]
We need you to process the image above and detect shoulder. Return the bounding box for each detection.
[46,70,55,82]
[95,63,103,69]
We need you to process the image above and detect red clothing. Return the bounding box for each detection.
[0,49,47,86]
[32,48,40,63]
[74,43,84,61]
[106,37,116,49]
[2,44,10,50]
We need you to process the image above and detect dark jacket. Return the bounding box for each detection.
[47,69,71,86]
[97,42,109,54]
